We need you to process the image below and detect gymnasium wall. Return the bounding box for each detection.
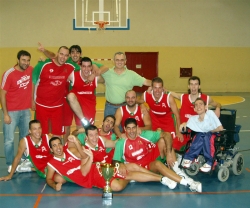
[0,0,249,92]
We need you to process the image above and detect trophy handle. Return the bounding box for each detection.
[113,163,120,176]
[96,162,102,176]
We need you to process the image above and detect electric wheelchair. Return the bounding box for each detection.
[180,109,244,182]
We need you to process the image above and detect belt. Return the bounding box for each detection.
[106,100,126,106]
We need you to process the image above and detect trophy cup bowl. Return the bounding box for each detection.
[96,162,119,200]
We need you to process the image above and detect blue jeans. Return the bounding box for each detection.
[104,101,125,132]
[3,109,31,165]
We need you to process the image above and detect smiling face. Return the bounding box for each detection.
[50,139,64,157]
[70,48,81,63]
[114,54,126,70]
[152,82,164,100]
[125,90,137,107]
[86,129,99,147]
[124,123,137,140]
[194,99,207,115]
[29,123,42,140]
[56,47,69,66]
[80,61,92,79]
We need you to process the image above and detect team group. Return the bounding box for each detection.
[0,44,223,193]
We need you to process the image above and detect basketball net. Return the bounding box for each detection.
[94,21,109,32]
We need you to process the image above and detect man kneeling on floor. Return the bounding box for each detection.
[46,136,180,191]
[0,120,53,181]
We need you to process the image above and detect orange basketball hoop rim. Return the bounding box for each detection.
[94,21,109,30]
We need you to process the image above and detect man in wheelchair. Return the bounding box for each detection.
[179,98,223,172]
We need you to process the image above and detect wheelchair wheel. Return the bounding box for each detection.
[185,163,199,176]
[218,168,229,182]
[232,153,244,175]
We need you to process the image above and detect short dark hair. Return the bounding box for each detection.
[17,50,31,60]
[152,77,163,86]
[103,115,116,124]
[194,97,206,105]
[80,57,92,65]
[49,137,62,148]
[124,118,137,127]
[85,125,98,136]
[29,120,41,129]
[188,76,201,94]
[69,45,82,54]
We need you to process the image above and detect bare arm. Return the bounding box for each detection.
[211,125,224,132]
[113,108,124,138]
[102,136,117,148]
[46,165,62,191]
[169,94,184,142]
[209,97,221,118]
[0,89,11,124]
[38,42,56,59]
[143,79,152,86]
[0,139,26,181]
[97,75,105,84]
[80,148,94,176]
[140,104,152,131]
[169,91,182,100]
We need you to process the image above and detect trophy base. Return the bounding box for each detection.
[103,199,112,206]
[102,192,113,200]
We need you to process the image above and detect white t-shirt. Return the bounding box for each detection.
[187,110,222,133]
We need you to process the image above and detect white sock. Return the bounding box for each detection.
[172,161,181,173]
[180,178,188,186]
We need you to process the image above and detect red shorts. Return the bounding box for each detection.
[36,104,64,135]
[73,94,96,126]
[63,98,74,126]
[127,146,161,170]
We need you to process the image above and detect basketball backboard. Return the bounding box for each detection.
[73,0,130,31]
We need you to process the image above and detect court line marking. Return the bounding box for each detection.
[1,189,250,197]
[33,194,42,208]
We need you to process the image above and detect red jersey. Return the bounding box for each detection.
[180,93,209,123]
[122,136,159,168]
[84,136,114,163]
[24,134,53,178]
[34,59,74,107]
[1,66,33,111]
[71,71,97,120]
[120,104,145,129]
[144,91,175,132]
[48,149,95,188]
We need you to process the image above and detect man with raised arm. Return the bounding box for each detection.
[46,136,180,191]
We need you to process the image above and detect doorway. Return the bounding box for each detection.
[125,52,158,93]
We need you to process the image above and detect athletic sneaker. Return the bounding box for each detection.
[182,159,192,168]
[199,163,211,172]
[176,170,194,185]
[161,177,177,189]
[16,165,32,173]
[189,181,202,193]
[20,159,32,168]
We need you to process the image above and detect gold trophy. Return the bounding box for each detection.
[96,162,119,200]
